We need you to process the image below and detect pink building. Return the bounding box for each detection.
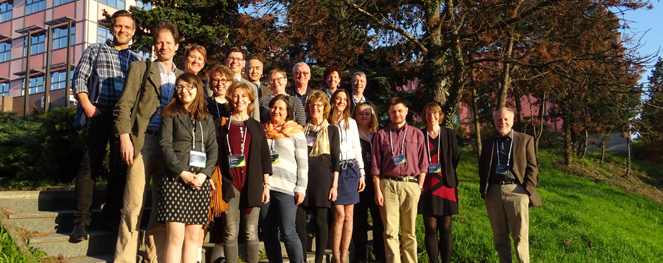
[0,0,151,116]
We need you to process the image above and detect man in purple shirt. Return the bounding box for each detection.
[372,97,428,263]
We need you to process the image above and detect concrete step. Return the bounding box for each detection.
[8,207,152,234]
[0,188,104,211]
[68,254,114,263]
[27,231,117,258]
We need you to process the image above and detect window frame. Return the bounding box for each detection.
[0,2,13,23]
[0,41,10,63]
[51,70,74,91]
[52,25,76,50]
[26,0,46,15]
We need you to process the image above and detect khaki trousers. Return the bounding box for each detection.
[485,183,530,263]
[114,135,166,263]
[379,179,421,263]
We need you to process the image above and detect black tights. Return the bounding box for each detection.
[423,215,453,263]
[296,207,329,263]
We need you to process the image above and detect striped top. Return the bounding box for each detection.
[267,132,309,195]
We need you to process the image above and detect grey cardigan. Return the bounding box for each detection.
[160,112,219,179]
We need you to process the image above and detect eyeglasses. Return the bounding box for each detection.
[309,103,324,108]
[270,77,287,83]
[228,57,244,62]
[295,71,310,76]
[176,84,195,91]
[210,78,232,85]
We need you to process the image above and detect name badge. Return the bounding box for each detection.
[305,136,316,147]
[114,78,124,91]
[495,165,510,175]
[270,153,280,164]
[189,151,206,168]
[392,154,406,166]
[229,154,246,168]
[428,164,441,173]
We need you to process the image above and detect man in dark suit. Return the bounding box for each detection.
[479,107,540,263]
[113,22,183,262]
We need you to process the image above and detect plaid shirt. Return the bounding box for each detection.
[73,40,140,107]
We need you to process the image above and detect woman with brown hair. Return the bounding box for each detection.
[328,89,366,263]
[206,64,235,119]
[419,102,459,263]
[158,73,218,263]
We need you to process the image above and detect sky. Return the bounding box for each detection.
[621,2,663,83]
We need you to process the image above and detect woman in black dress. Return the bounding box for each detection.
[352,103,385,263]
[296,90,341,263]
[158,73,218,263]
[419,102,460,263]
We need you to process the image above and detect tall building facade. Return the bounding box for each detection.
[0,0,151,115]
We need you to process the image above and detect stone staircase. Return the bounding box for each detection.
[0,186,349,263]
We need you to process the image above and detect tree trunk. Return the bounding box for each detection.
[422,1,447,108]
[471,77,482,160]
[533,93,546,157]
[600,140,605,165]
[626,134,631,177]
[578,129,588,159]
[514,89,527,134]
[498,36,515,108]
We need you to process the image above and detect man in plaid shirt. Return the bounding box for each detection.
[69,10,140,242]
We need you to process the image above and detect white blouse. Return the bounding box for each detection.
[335,118,365,174]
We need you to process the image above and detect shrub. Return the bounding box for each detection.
[0,108,84,186]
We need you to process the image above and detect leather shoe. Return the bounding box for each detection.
[69,222,89,243]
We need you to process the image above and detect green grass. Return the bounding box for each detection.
[0,226,45,263]
[415,149,663,262]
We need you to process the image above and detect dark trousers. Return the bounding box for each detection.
[353,178,385,261]
[260,191,304,263]
[73,107,127,225]
[297,206,330,263]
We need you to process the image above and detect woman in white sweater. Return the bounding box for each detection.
[260,94,308,263]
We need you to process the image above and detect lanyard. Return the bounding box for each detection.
[495,137,513,166]
[358,129,372,149]
[214,99,226,119]
[389,125,407,156]
[426,131,441,163]
[335,120,348,143]
[227,117,247,155]
[191,120,204,152]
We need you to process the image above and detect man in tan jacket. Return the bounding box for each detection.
[113,22,183,263]
[479,108,541,263]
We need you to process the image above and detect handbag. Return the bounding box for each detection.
[209,165,228,219]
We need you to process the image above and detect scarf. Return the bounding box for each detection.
[264,120,303,140]
[304,120,331,157]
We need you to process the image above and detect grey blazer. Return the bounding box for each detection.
[160,112,219,179]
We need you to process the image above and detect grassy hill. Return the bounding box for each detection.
[415,149,663,262]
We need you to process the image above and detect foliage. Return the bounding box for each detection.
[0,226,46,263]
[636,57,663,164]
[0,108,83,188]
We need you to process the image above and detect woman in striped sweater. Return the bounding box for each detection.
[260,94,308,263]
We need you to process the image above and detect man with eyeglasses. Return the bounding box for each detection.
[225,47,260,121]
[113,22,183,262]
[286,62,312,109]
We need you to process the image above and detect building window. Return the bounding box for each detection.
[24,34,46,56]
[55,0,76,6]
[0,42,10,63]
[1,83,9,97]
[26,0,46,15]
[29,76,44,94]
[53,26,76,50]
[1,2,12,23]
[99,0,126,10]
[98,26,112,44]
[51,70,74,91]
[136,1,152,10]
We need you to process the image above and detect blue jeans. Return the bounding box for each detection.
[260,191,304,263]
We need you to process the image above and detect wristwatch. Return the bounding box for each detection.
[264,184,271,189]
[418,185,423,191]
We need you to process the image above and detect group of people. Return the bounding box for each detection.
[70,10,541,263]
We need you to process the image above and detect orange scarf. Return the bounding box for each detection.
[264,120,303,140]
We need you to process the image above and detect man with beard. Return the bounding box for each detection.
[479,108,541,263]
